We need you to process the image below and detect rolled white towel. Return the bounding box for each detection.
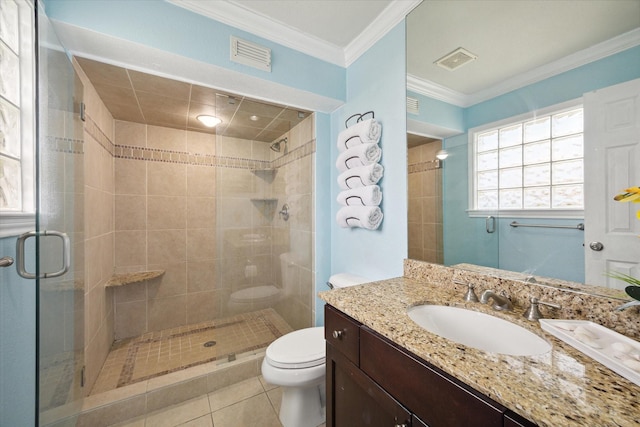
[337,163,383,190]
[337,185,382,206]
[336,206,383,230]
[337,118,382,152]
[335,143,382,173]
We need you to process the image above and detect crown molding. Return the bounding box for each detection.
[344,0,422,67]
[168,0,346,66]
[169,0,421,68]
[407,74,468,107]
[408,28,640,108]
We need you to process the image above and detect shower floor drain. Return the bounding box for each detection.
[203,341,216,347]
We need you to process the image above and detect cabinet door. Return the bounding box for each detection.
[327,343,411,427]
[360,327,504,427]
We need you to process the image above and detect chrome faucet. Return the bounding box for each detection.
[480,290,513,311]
[615,300,640,312]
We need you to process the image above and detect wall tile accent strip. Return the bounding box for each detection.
[408,159,440,173]
[113,137,316,170]
[48,136,84,154]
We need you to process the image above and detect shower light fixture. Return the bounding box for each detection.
[197,115,221,127]
[436,149,449,160]
[250,115,259,121]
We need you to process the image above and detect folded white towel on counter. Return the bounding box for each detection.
[336,206,383,230]
[337,185,382,206]
[337,163,383,190]
[335,143,382,173]
[337,118,382,152]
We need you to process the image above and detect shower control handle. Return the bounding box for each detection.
[279,204,289,221]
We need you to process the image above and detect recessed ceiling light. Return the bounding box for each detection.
[197,115,222,127]
[250,115,259,121]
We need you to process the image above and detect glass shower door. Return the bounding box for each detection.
[35,4,85,425]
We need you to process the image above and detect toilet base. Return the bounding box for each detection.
[279,381,326,427]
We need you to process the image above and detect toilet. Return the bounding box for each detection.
[227,252,297,314]
[261,272,369,427]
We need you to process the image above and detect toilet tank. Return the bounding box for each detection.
[328,273,369,289]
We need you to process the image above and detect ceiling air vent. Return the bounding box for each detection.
[407,97,419,115]
[230,36,271,72]
[435,47,477,71]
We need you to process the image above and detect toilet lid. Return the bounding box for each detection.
[266,327,325,369]
[230,285,280,302]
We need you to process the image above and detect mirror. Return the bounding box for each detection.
[406,0,640,293]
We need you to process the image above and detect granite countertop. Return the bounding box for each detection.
[320,276,640,427]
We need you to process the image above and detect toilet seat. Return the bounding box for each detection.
[230,285,280,303]
[266,326,325,369]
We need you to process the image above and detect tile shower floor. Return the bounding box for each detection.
[92,308,293,395]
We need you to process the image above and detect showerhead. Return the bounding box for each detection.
[270,137,287,152]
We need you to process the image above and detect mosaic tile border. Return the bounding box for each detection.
[408,159,441,173]
[84,113,315,172]
[46,136,84,154]
[116,313,285,388]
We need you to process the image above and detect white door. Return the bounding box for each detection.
[584,78,640,288]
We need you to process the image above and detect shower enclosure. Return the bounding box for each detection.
[78,67,317,404]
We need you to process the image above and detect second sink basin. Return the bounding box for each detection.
[407,305,551,356]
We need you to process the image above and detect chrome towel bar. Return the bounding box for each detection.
[509,221,584,231]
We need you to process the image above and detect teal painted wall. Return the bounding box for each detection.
[0,237,36,426]
[329,22,407,281]
[314,112,332,325]
[441,45,640,282]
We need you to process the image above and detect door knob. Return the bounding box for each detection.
[589,241,604,251]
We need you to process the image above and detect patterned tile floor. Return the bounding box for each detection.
[91,309,292,395]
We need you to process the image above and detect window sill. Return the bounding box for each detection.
[0,212,36,238]
[467,209,584,219]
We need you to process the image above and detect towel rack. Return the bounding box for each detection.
[509,221,584,231]
[344,110,375,128]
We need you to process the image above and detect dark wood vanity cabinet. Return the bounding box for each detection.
[325,305,538,427]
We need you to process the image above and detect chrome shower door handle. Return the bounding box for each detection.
[16,230,71,279]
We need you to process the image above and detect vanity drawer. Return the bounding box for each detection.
[360,327,505,427]
[325,305,360,365]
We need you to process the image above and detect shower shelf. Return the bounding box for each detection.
[250,198,278,203]
[106,270,165,288]
[250,168,276,174]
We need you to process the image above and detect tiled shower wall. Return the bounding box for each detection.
[112,114,316,339]
[112,123,218,338]
[74,61,116,394]
[408,141,444,264]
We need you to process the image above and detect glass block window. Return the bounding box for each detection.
[472,106,583,212]
[0,0,35,236]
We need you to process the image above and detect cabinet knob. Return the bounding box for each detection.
[332,330,344,339]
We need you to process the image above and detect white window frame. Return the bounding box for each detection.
[467,99,584,219]
[0,0,35,237]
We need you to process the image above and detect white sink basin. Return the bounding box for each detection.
[407,305,551,356]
